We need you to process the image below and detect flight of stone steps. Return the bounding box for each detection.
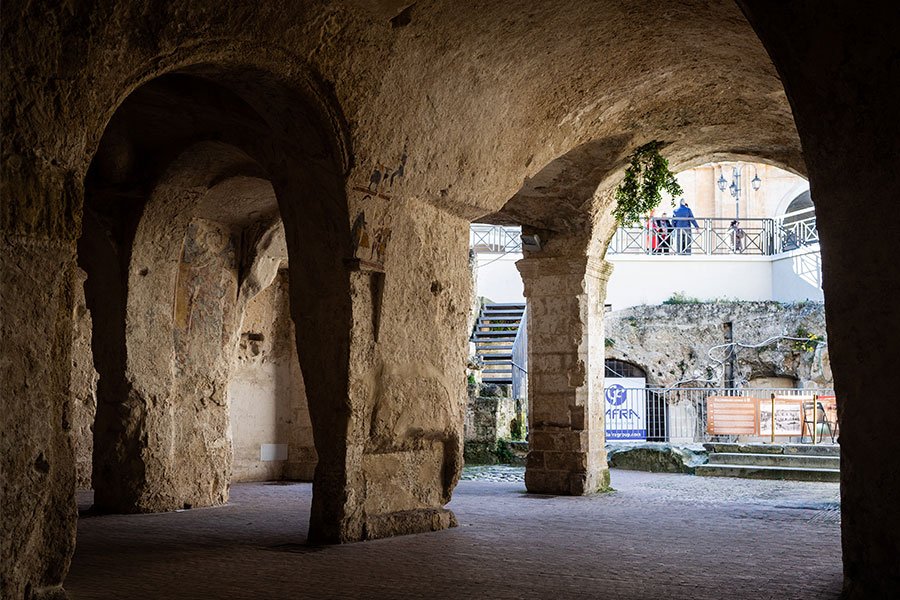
[695,443,840,482]
[471,302,526,385]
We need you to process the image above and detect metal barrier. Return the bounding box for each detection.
[776,211,818,252]
[510,308,528,401]
[470,217,819,258]
[470,224,523,254]
[602,387,835,443]
[608,218,778,256]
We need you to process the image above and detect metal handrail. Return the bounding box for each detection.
[470,224,522,254]
[607,216,818,256]
[510,307,528,401]
[470,218,820,257]
[602,386,835,443]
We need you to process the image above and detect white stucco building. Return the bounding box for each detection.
[471,162,821,309]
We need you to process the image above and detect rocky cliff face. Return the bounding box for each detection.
[605,301,831,389]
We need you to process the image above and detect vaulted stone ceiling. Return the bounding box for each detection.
[2,0,799,238]
[358,1,803,230]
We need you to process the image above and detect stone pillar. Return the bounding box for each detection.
[739,3,900,596]
[1,163,79,599]
[517,256,613,495]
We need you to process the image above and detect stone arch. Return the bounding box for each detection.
[779,190,814,221]
[78,68,353,540]
[76,41,353,182]
[496,57,809,495]
[772,180,812,218]
[604,359,647,380]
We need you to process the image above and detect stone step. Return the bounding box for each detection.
[708,452,840,469]
[703,442,840,457]
[695,463,840,482]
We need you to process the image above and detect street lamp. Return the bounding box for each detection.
[717,165,762,220]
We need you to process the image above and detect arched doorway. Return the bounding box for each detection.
[77,69,351,537]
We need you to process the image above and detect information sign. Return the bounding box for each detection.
[707,396,757,435]
[604,378,646,441]
[758,397,806,436]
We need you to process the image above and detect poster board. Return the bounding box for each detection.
[707,396,758,435]
[604,378,647,441]
[758,397,806,436]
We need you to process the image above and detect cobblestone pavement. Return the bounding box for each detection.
[68,470,841,600]
[463,466,841,514]
[460,465,526,482]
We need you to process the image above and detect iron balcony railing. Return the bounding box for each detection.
[610,217,775,256]
[470,224,523,254]
[608,212,819,256]
[470,210,818,257]
[778,207,819,251]
[603,386,835,443]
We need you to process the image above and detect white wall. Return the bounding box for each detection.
[605,255,773,309]
[771,245,825,303]
[228,271,316,482]
[472,245,823,310]
[660,162,809,221]
[475,253,525,303]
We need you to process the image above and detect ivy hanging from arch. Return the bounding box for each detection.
[613,141,683,225]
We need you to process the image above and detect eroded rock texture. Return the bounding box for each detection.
[1,239,77,600]
[605,301,831,388]
[70,269,98,490]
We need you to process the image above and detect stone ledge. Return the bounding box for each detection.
[525,467,611,495]
[362,508,457,540]
[606,442,708,474]
[703,442,840,457]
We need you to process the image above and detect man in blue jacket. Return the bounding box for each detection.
[672,200,700,254]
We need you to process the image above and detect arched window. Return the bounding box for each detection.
[605,359,647,379]
[780,191,817,249]
[782,190,814,225]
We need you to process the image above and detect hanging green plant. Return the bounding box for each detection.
[613,141,683,225]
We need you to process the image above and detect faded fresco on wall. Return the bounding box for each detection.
[348,143,407,270]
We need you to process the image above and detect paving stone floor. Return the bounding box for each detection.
[67,469,841,599]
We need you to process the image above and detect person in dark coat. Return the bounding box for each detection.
[653,212,672,254]
[672,200,699,254]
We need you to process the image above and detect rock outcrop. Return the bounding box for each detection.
[605,301,831,389]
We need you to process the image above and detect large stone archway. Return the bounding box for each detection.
[3,2,899,598]
[486,140,807,496]
[78,69,356,532]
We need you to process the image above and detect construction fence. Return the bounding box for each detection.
[603,387,837,444]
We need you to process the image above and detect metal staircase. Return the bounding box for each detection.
[471,303,526,385]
